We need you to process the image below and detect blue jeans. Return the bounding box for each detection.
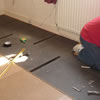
[78,36,100,70]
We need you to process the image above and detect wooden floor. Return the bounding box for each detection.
[0,15,100,100]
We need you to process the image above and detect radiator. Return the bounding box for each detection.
[57,0,100,34]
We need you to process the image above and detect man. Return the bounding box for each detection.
[73,16,100,70]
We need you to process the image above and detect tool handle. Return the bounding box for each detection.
[88,91,100,95]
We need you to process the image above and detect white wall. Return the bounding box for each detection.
[4,0,32,22]
[5,0,56,24]
[0,0,4,15]
[4,0,81,41]
[4,0,64,38]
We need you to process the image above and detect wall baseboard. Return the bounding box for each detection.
[0,10,5,15]
[4,10,79,42]
[31,19,79,42]
[5,10,30,23]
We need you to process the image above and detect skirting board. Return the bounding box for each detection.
[0,10,5,15]
[31,19,80,42]
[4,10,79,42]
[5,10,30,23]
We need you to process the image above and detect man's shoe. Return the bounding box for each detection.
[73,43,84,56]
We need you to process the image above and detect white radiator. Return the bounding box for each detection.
[57,0,100,34]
